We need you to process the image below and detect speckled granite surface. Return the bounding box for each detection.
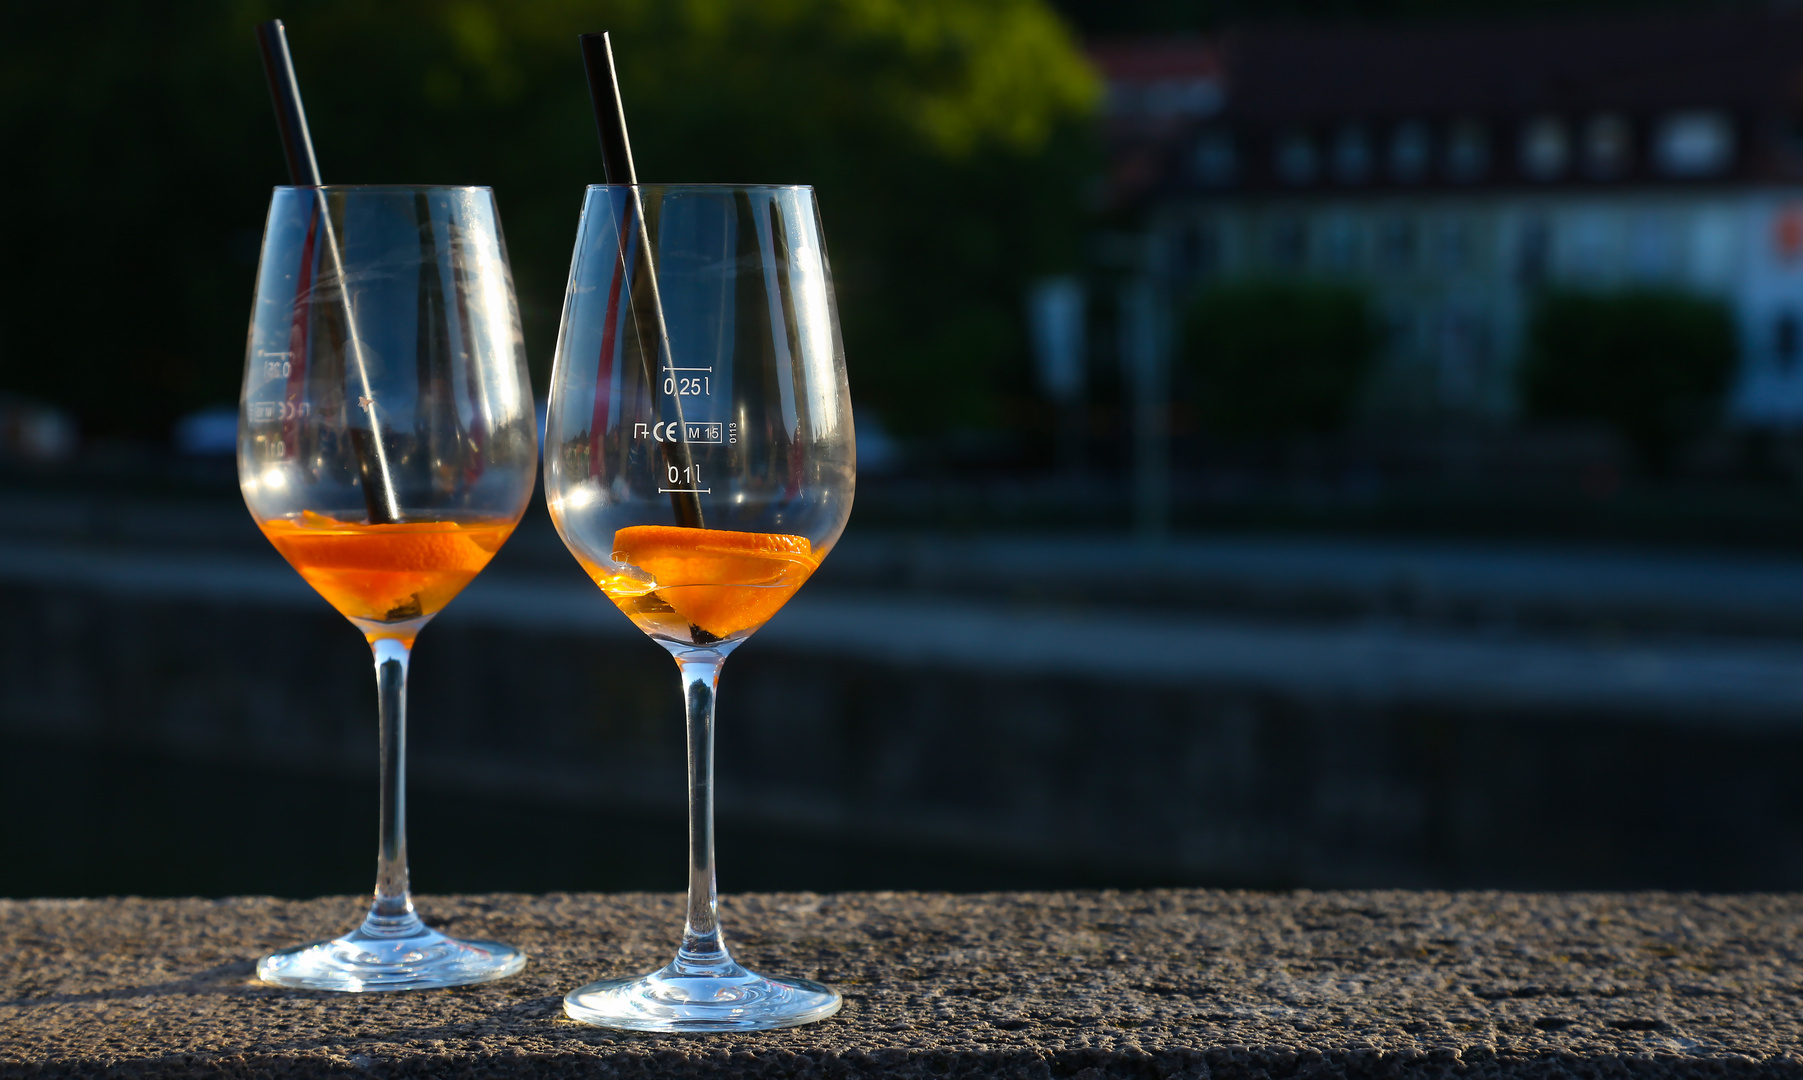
[3,891,1801,1078]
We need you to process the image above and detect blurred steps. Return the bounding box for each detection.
[9,487,1803,890]
[10,488,1803,643]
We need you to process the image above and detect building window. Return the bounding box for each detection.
[1171,221,1220,282]
[1333,124,1373,184]
[1390,121,1430,182]
[1271,219,1308,268]
[1109,77,1222,118]
[1445,119,1490,182]
[1570,213,1611,277]
[1275,129,1319,185]
[1380,217,1417,270]
[1438,219,1474,271]
[1521,116,1569,179]
[1629,216,1676,278]
[1141,78,1223,117]
[1783,115,1803,169]
[1584,114,1632,178]
[1322,215,1361,270]
[1384,308,1422,357]
[1777,312,1800,373]
[1774,205,1803,262]
[1438,307,1491,408]
[1516,217,1551,283]
[1694,211,1737,282]
[1655,111,1735,177]
[1191,130,1238,186]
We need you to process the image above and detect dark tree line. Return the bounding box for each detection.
[0,0,1098,441]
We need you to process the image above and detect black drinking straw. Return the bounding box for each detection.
[580,32,637,188]
[255,21,321,186]
[580,32,705,530]
[256,19,402,525]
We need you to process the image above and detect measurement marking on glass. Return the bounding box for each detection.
[251,401,312,421]
[636,421,724,444]
[661,360,713,396]
[663,464,705,491]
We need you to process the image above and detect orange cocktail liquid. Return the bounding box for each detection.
[576,525,818,645]
[259,511,514,642]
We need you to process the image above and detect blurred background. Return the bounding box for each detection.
[8,0,1803,898]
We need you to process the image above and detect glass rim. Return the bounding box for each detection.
[272,184,495,194]
[585,183,815,193]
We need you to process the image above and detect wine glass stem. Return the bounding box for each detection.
[676,654,731,970]
[363,636,422,935]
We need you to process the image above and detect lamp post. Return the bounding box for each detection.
[1119,277,1171,543]
[1029,276,1088,473]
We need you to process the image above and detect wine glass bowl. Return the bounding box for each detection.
[545,184,854,1029]
[240,185,537,990]
[547,185,855,647]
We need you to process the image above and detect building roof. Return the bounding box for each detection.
[1090,9,1803,205]
[1220,10,1803,121]
[1088,39,1221,85]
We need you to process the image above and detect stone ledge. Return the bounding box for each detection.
[3,891,1801,1078]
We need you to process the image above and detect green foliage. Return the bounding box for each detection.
[0,0,1098,439]
[1520,288,1736,471]
[1180,279,1378,437]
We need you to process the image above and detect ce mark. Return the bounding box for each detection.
[634,421,723,444]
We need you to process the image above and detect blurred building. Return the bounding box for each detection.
[0,396,76,462]
[1093,11,1803,424]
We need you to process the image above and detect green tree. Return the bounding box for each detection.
[1181,279,1378,437]
[1519,288,1736,472]
[0,0,1098,440]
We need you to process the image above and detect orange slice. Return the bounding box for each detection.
[259,514,514,637]
[607,525,817,639]
[276,513,506,573]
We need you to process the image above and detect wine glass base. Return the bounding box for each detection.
[256,925,526,992]
[563,962,842,1031]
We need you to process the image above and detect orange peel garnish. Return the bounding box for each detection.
[603,525,817,639]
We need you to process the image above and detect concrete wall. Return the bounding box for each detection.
[7,511,1803,896]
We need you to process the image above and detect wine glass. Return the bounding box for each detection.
[239,185,538,991]
[545,184,854,1030]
